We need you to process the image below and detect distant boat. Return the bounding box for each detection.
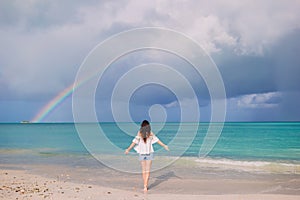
[20,121,31,123]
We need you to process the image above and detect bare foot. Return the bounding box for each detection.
[143,186,148,193]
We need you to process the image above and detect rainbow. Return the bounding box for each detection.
[31,83,76,122]
[31,67,100,122]
[31,66,100,122]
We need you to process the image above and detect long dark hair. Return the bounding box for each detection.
[140,120,151,143]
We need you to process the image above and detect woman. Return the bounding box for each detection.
[125,120,169,192]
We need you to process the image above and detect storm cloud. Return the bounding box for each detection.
[0,0,299,122]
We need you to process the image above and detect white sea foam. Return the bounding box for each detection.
[194,157,300,174]
[195,158,270,167]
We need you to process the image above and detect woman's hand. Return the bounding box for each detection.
[124,149,129,154]
[164,145,169,151]
[158,140,169,151]
[125,142,136,154]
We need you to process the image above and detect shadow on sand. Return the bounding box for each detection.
[148,171,181,190]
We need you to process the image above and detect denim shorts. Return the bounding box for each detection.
[139,153,154,161]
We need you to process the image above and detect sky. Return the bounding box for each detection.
[0,0,300,122]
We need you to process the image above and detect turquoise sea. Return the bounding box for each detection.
[1,122,300,175]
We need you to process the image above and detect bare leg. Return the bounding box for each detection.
[141,160,152,192]
[145,160,152,189]
[141,161,147,191]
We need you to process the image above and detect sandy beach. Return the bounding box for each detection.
[1,166,299,200]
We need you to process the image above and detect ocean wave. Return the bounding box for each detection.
[194,157,300,174]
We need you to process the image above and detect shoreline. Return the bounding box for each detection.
[1,151,300,196]
[1,168,300,200]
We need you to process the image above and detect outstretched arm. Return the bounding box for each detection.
[157,140,169,151]
[125,142,136,154]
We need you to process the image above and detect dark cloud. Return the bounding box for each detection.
[212,29,300,98]
[0,1,300,122]
[270,29,300,92]
[212,50,276,98]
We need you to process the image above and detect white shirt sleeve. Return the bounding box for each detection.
[151,133,159,144]
[132,135,140,144]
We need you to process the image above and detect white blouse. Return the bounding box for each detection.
[132,132,159,154]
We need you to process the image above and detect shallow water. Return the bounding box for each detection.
[0,122,300,175]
